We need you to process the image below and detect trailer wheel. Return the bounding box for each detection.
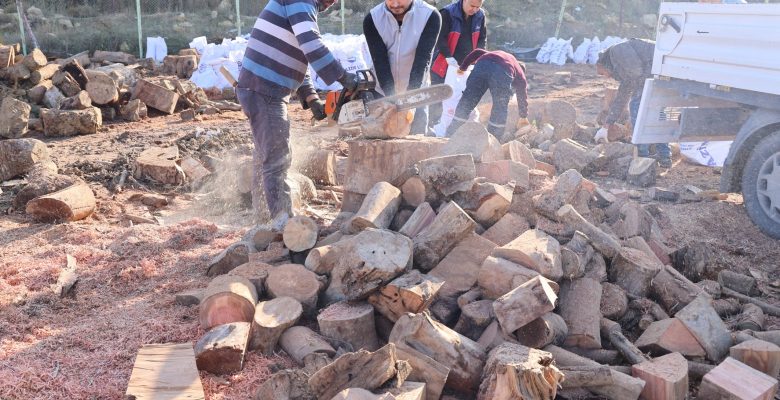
[742,131,780,239]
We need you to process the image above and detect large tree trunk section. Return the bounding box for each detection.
[60,90,92,111]
[478,343,563,400]
[556,204,621,259]
[674,295,732,362]
[317,301,379,352]
[337,229,412,301]
[544,345,646,400]
[401,176,427,207]
[249,297,302,354]
[194,322,251,374]
[0,138,50,181]
[125,343,205,400]
[298,149,337,186]
[610,247,663,298]
[84,70,118,105]
[417,154,477,197]
[345,137,446,195]
[601,282,629,320]
[492,229,562,281]
[133,79,180,114]
[698,357,779,400]
[92,50,136,64]
[559,278,602,349]
[514,312,568,349]
[395,346,450,400]
[41,107,102,137]
[266,263,321,316]
[482,213,530,247]
[634,318,706,358]
[308,345,402,400]
[282,216,319,252]
[430,233,497,296]
[30,63,60,85]
[398,202,436,238]
[631,353,689,400]
[133,146,185,185]
[651,265,704,315]
[493,275,559,334]
[477,256,540,300]
[368,270,443,322]
[453,300,495,341]
[730,339,780,378]
[279,326,336,365]
[199,275,258,330]
[441,121,503,163]
[25,181,96,222]
[413,201,477,271]
[601,318,649,365]
[346,181,401,233]
[390,312,486,393]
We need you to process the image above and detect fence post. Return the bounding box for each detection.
[236,0,241,36]
[340,0,345,35]
[554,0,568,39]
[15,2,27,55]
[136,0,143,59]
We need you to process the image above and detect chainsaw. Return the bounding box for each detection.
[324,69,453,127]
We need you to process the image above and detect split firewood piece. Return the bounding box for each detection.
[730,339,780,378]
[400,176,427,208]
[612,202,655,240]
[346,181,401,234]
[395,346,450,400]
[476,160,530,191]
[317,301,379,352]
[308,343,401,400]
[627,157,657,187]
[282,216,319,252]
[413,201,477,271]
[601,318,649,365]
[492,229,562,281]
[84,70,118,105]
[279,326,336,365]
[635,318,706,358]
[249,297,302,354]
[631,352,689,400]
[482,213,530,246]
[253,369,316,400]
[430,233,496,295]
[455,181,514,226]
[533,169,585,220]
[368,270,443,322]
[737,304,766,332]
[442,121,503,163]
[477,256,541,300]
[120,99,147,122]
[416,154,476,196]
[560,231,594,279]
[390,312,486,393]
[133,79,179,114]
[503,140,536,168]
[340,229,412,300]
[22,48,47,71]
[207,241,252,277]
[199,275,258,330]
[601,282,629,320]
[651,264,705,314]
[27,80,53,105]
[477,343,564,400]
[544,345,646,400]
[384,381,426,400]
[675,294,732,362]
[477,320,521,352]
[558,365,613,389]
[559,278,602,349]
[610,247,663,298]
[194,322,251,374]
[698,357,779,400]
[305,240,348,275]
[266,263,321,316]
[733,330,780,347]
[133,146,185,185]
[126,343,205,399]
[493,275,558,335]
[719,270,760,297]
[514,312,568,349]
[60,90,92,110]
[41,107,102,137]
[398,202,436,238]
[556,204,621,259]
[53,70,82,97]
[453,300,495,341]
[26,181,96,222]
[562,348,622,365]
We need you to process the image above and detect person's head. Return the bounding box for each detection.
[461,0,483,17]
[385,0,414,17]
[319,0,337,12]
[596,50,613,78]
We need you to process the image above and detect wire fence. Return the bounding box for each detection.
[0,0,777,58]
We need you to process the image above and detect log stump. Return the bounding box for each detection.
[282,216,319,252]
[478,343,564,400]
[25,181,96,222]
[266,264,321,316]
[249,297,302,354]
[317,301,379,352]
[194,322,251,374]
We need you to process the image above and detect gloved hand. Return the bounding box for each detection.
[308,98,327,121]
[446,57,458,67]
[594,127,609,143]
[338,71,359,93]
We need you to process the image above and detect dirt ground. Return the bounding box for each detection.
[0,64,778,399]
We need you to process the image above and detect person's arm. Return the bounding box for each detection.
[437,9,453,58]
[363,14,396,95]
[296,73,318,108]
[512,70,529,118]
[407,11,442,90]
[459,48,487,71]
[287,0,345,85]
[477,13,487,49]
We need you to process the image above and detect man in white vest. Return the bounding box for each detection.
[363,0,442,135]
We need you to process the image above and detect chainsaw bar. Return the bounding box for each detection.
[369,84,453,111]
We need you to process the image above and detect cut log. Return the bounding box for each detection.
[43,86,65,109]
[635,318,706,358]
[120,99,147,122]
[384,381,426,400]
[52,254,79,299]
[309,345,403,400]
[395,346,450,400]
[562,347,622,365]
[558,365,613,389]
[133,79,179,114]
[737,303,766,332]
[456,181,514,226]
[94,63,138,88]
[282,216,318,252]
[477,256,540,300]
[714,298,742,317]
[442,121,503,163]
[627,157,657,187]
[7,62,31,81]
[199,275,258,330]
[60,90,92,110]
[610,247,663,298]
[601,318,649,365]
[133,146,185,185]
[413,201,477,271]
[601,282,629,320]
[266,263,321,315]
[514,312,568,349]
[477,320,521,352]
[398,202,436,238]
[675,294,732,362]
[227,261,271,296]
[493,275,558,334]
[61,59,89,88]
[719,270,760,297]
[317,301,379,352]
[698,279,723,299]
[478,343,564,400]
[0,97,31,139]
[368,270,443,322]
[30,63,61,85]
[194,322,251,374]
[339,229,412,300]
[722,287,780,317]
[544,345,645,400]
[559,278,602,349]
[552,139,597,174]
[52,71,82,97]
[84,70,118,105]
[249,297,302,354]
[41,107,102,137]
[416,154,477,196]
[390,312,486,393]
[430,233,496,295]
[492,229,562,281]
[392,209,414,231]
[92,50,136,64]
[612,202,655,240]
[25,182,95,222]
[556,204,621,259]
[126,343,205,400]
[345,137,445,195]
[503,140,536,168]
[631,352,689,400]
[22,48,47,71]
[27,80,53,104]
[453,300,495,341]
[279,326,336,365]
[671,242,714,282]
[730,339,780,378]
[0,45,15,68]
[699,357,778,400]
[475,160,530,191]
[346,181,401,233]
[297,149,337,186]
[400,176,427,207]
[651,264,704,314]
[482,213,529,246]
[254,369,316,400]
[206,241,251,277]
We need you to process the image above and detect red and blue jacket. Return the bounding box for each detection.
[431,0,486,78]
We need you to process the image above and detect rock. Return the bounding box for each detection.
[0,97,31,139]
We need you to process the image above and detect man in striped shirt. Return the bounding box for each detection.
[237,0,357,229]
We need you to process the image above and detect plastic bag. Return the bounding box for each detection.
[433,65,479,137]
[573,38,591,64]
[145,37,167,63]
[679,141,733,167]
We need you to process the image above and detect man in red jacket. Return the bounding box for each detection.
[446,49,529,138]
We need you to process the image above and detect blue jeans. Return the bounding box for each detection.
[447,61,513,137]
[631,92,671,159]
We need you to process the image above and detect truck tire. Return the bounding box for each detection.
[741,131,780,239]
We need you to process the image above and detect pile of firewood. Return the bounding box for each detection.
[171,120,779,400]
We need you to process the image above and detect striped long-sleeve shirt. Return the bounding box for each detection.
[238,0,345,99]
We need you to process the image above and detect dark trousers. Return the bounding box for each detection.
[447,61,513,137]
[631,91,671,159]
[236,87,292,219]
[428,72,446,128]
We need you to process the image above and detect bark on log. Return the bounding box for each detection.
[206,241,251,277]
[120,99,147,122]
[317,301,379,352]
[395,346,450,400]
[477,343,564,400]
[253,369,316,400]
[413,201,477,271]
[299,149,337,186]
[22,48,47,70]
[194,322,251,374]
[601,282,629,320]
[266,263,321,316]
[199,275,258,330]
[400,176,427,208]
[52,70,81,97]
[346,181,401,233]
[60,90,92,110]
[25,181,95,222]
[558,365,613,389]
[493,275,558,334]
[61,59,89,88]
[282,216,319,252]
[719,270,760,297]
[27,80,53,104]
[713,298,742,317]
[279,326,336,365]
[562,347,622,365]
[544,345,645,400]
[722,287,780,317]
[477,256,541,300]
[0,45,15,68]
[736,304,766,332]
[733,330,780,347]
[367,270,443,322]
[94,63,138,88]
[559,278,602,349]
[92,50,136,64]
[398,202,436,238]
[514,312,568,349]
[41,107,102,137]
[249,297,302,354]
